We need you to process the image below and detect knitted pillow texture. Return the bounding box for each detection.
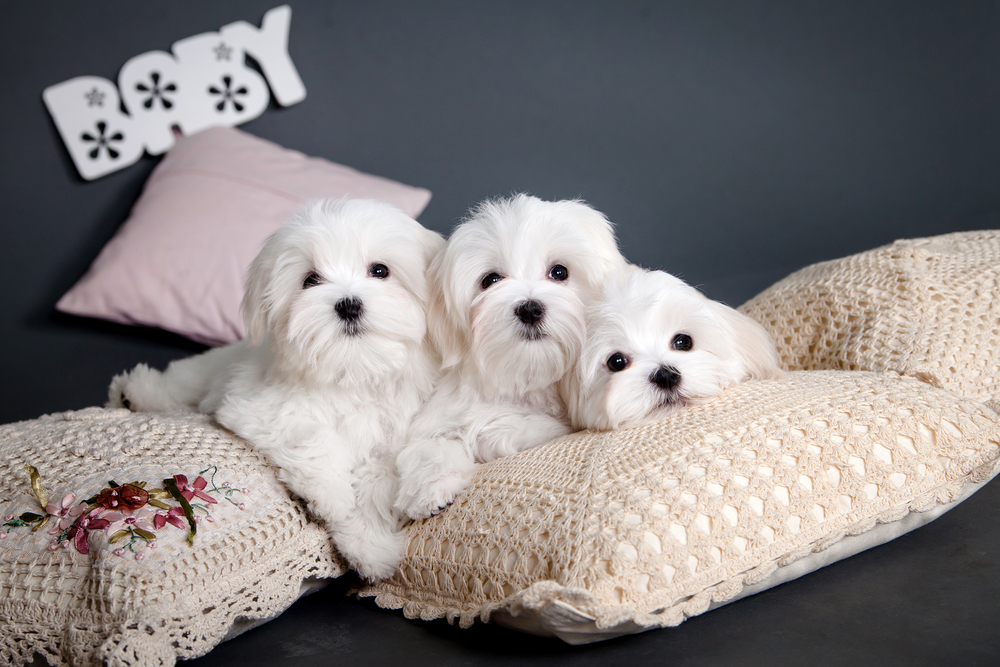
[738,230,1000,409]
[0,408,344,667]
[359,371,1000,643]
[56,126,432,347]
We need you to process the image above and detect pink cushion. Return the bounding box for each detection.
[57,127,432,346]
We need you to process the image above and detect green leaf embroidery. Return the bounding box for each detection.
[163,478,197,545]
[133,528,156,542]
[26,465,48,508]
[25,465,50,532]
[108,530,130,544]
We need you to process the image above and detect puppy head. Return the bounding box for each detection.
[241,199,445,385]
[428,194,626,396]
[565,266,783,431]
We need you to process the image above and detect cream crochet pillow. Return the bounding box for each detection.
[738,230,1000,408]
[359,371,1000,643]
[0,408,344,667]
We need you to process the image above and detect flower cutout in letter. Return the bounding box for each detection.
[80,121,125,160]
[213,42,234,61]
[134,71,177,110]
[208,75,249,112]
[83,87,105,107]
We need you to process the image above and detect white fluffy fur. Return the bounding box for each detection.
[108,199,445,580]
[563,265,784,431]
[394,194,627,519]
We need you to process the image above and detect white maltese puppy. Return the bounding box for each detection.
[563,265,783,431]
[108,199,445,580]
[394,194,627,519]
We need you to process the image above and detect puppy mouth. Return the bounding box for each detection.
[341,321,366,337]
[520,325,547,341]
[654,392,683,411]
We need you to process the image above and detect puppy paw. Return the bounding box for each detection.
[351,537,406,582]
[107,371,137,410]
[354,560,399,582]
[332,524,407,582]
[106,364,179,413]
[305,486,356,526]
[395,472,471,521]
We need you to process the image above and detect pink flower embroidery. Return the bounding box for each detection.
[66,509,111,555]
[105,507,156,535]
[153,506,187,530]
[173,475,217,504]
[44,493,87,535]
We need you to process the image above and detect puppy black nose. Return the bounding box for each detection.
[650,365,681,390]
[334,297,364,322]
[514,300,545,325]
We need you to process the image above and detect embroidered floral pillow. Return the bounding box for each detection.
[0,408,344,667]
[6,467,242,560]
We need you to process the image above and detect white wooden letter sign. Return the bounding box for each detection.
[43,5,306,180]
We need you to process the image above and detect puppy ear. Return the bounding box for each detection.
[425,248,469,369]
[416,226,446,302]
[240,235,281,345]
[709,301,785,381]
[562,200,628,287]
[558,368,586,431]
[418,227,446,271]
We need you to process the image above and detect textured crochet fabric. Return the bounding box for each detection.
[0,408,344,667]
[358,371,1000,643]
[738,230,1000,408]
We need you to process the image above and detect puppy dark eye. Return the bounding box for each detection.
[672,333,693,351]
[368,263,390,279]
[481,272,504,289]
[548,264,569,281]
[302,271,323,289]
[606,352,630,372]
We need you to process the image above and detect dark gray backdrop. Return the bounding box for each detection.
[2,2,999,665]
